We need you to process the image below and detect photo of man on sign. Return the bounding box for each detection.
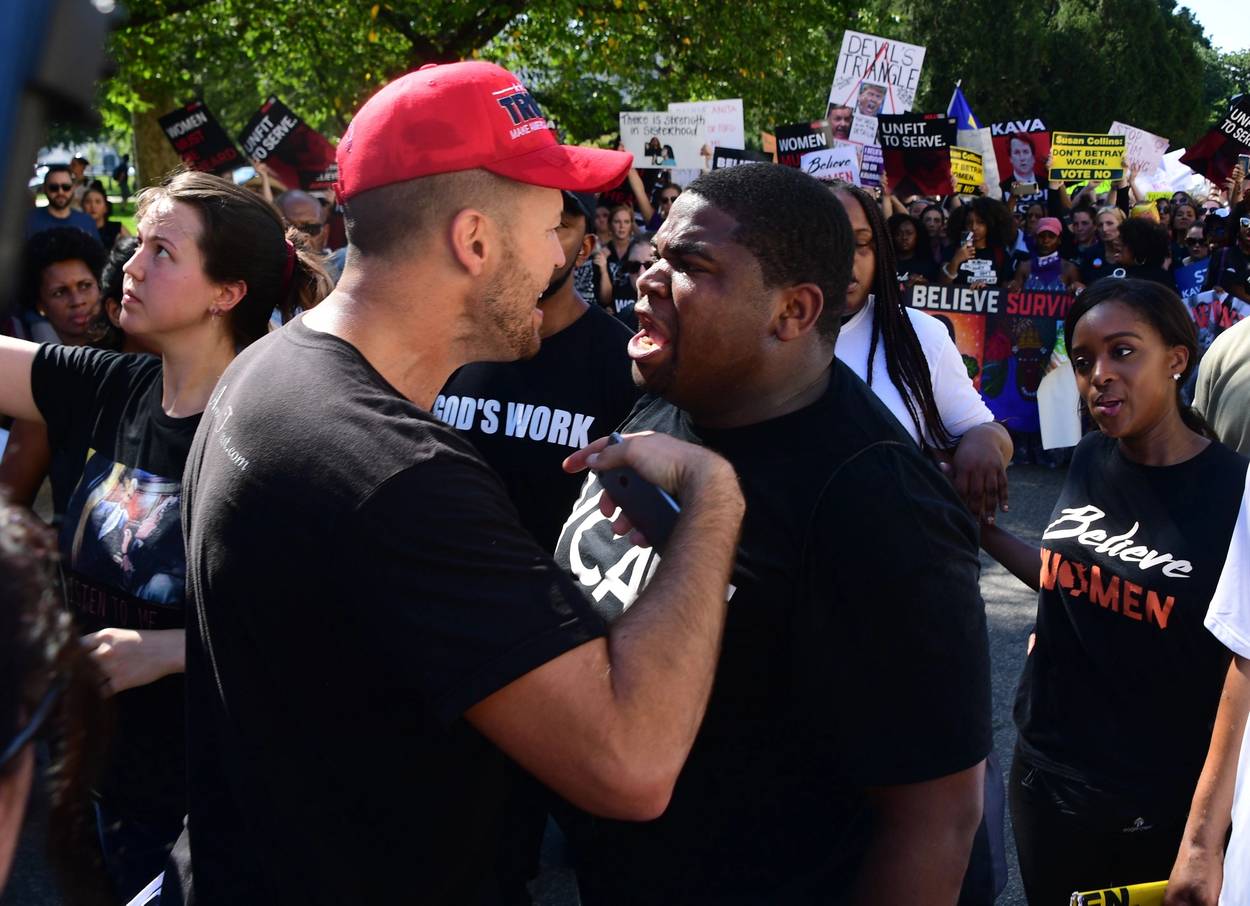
[857,83,887,117]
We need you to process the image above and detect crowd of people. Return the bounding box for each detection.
[2,59,1250,906]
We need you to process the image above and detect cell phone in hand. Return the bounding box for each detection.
[1013,181,1038,195]
[1239,154,1250,174]
[598,433,681,553]
[963,231,975,246]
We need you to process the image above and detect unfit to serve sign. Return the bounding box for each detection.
[1049,133,1126,182]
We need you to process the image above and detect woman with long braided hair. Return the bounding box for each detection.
[831,183,1013,522]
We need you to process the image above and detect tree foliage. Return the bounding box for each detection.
[95,0,1244,184]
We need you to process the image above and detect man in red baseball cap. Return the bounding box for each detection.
[171,61,744,904]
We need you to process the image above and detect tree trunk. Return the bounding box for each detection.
[132,88,183,188]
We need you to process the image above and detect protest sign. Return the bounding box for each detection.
[908,285,1076,430]
[858,144,884,188]
[990,119,1050,199]
[774,120,835,169]
[620,110,709,170]
[760,131,777,159]
[849,114,878,145]
[159,100,243,175]
[712,147,774,169]
[949,147,984,194]
[828,31,926,115]
[1180,97,1250,184]
[956,127,1000,195]
[238,97,338,190]
[878,114,955,196]
[1049,132,1126,182]
[800,145,860,184]
[1173,259,1209,302]
[1109,121,1169,173]
[669,99,745,151]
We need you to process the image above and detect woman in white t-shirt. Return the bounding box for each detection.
[831,183,1013,523]
[1167,496,1250,905]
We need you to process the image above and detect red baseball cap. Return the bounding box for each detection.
[1036,217,1063,236]
[336,61,632,201]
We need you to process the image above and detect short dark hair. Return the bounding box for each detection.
[100,235,137,305]
[1064,278,1211,437]
[342,169,525,258]
[43,164,71,183]
[21,227,106,313]
[1117,217,1170,267]
[887,212,924,242]
[686,163,853,343]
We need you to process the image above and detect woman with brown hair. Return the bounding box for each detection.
[0,169,329,900]
[0,495,111,905]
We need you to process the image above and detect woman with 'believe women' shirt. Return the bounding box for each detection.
[980,279,1250,903]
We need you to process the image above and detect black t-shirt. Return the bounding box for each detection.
[1076,241,1109,284]
[32,345,196,820]
[552,362,992,904]
[946,245,1021,286]
[1090,263,1177,292]
[436,305,639,551]
[895,252,939,287]
[609,265,641,332]
[1015,431,1249,815]
[177,317,607,904]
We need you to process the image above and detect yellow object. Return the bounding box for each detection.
[950,146,984,194]
[1050,132,1126,182]
[1070,880,1167,906]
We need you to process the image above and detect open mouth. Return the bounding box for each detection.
[1092,395,1123,418]
[628,304,671,361]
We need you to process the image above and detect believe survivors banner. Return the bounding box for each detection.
[159,100,244,175]
[878,113,955,196]
[908,285,1077,432]
[827,30,926,116]
[239,97,338,191]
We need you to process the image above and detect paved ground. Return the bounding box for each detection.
[4,464,1064,906]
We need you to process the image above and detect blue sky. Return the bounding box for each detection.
[1182,0,1250,52]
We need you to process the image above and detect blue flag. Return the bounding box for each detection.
[947,84,981,130]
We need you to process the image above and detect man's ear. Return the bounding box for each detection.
[574,233,595,267]
[773,284,825,342]
[448,208,492,277]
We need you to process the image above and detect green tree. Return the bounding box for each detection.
[885,0,1210,145]
[99,0,1230,185]
[484,0,875,144]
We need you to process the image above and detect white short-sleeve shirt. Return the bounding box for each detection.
[1204,467,1250,906]
[835,296,994,447]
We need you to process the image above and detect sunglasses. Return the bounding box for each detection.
[290,221,324,236]
[1186,237,1208,246]
[46,183,73,192]
[620,259,648,274]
